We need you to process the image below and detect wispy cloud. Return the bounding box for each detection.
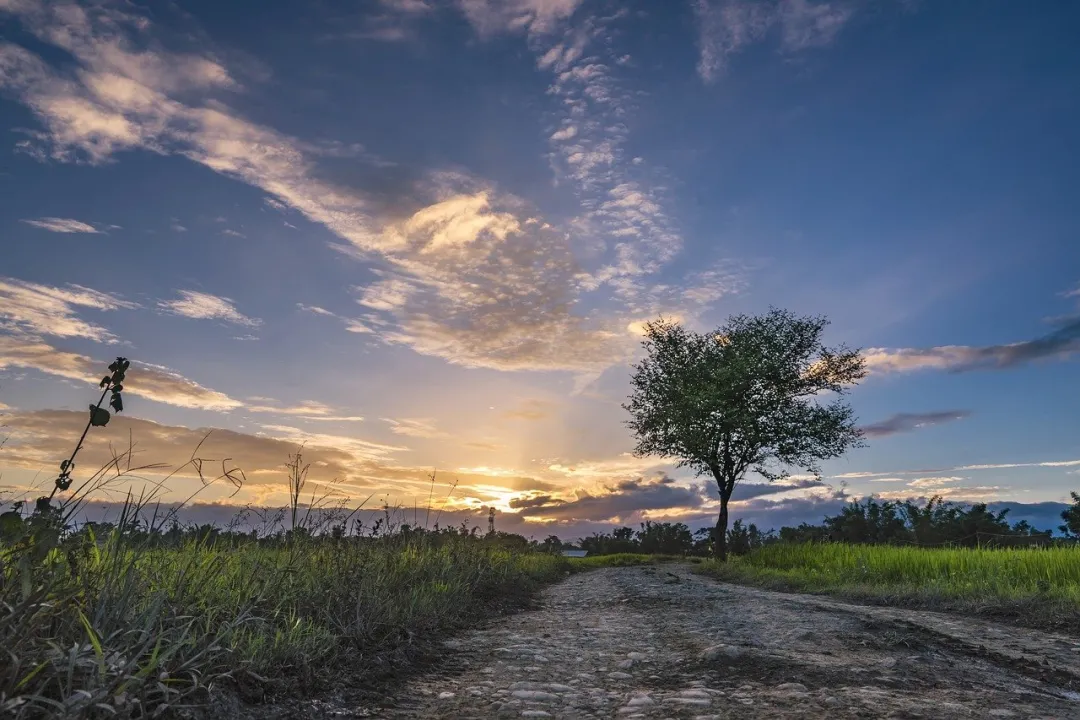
[383,417,448,439]
[537,14,684,297]
[955,460,1080,471]
[159,290,261,327]
[0,2,637,376]
[860,410,971,438]
[465,2,748,329]
[906,476,965,488]
[453,0,751,353]
[245,400,364,422]
[20,217,101,233]
[833,458,1080,480]
[344,0,436,42]
[875,485,1005,501]
[456,0,586,37]
[866,316,1080,373]
[0,336,243,411]
[1,409,365,487]
[0,277,136,341]
[693,0,855,83]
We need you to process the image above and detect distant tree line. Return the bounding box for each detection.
[14,491,1076,557]
[565,493,1080,557]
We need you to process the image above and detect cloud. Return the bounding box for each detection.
[20,217,101,233]
[464,441,504,451]
[158,290,261,327]
[906,476,964,488]
[693,0,774,83]
[501,399,554,421]
[832,458,1080,480]
[535,17,685,299]
[456,0,585,37]
[0,408,573,508]
[509,475,708,522]
[0,409,365,488]
[355,188,632,372]
[728,477,824,500]
[0,3,645,376]
[502,4,744,324]
[545,454,672,483]
[0,1,724,378]
[875,486,1005,501]
[860,410,971,438]
[779,0,853,51]
[346,0,436,43]
[455,0,701,313]
[0,336,243,411]
[954,460,1080,471]
[383,417,448,439]
[244,400,364,422]
[865,316,1080,373]
[0,277,136,341]
[693,0,855,83]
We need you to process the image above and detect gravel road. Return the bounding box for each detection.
[375,564,1080,719]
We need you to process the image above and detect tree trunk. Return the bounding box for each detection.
[714,494,729,561]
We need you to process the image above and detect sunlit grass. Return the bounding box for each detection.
[1,515,567,718]
[699,543,1080,630]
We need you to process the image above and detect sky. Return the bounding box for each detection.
[1,0,1079,540]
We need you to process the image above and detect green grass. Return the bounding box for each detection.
[1,523,568,718]
[699,543,1080,632]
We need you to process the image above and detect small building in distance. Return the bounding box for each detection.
[561,549,588,558]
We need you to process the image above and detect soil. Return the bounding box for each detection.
[231,565,1080,718]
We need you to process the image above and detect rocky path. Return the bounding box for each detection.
[377,564,1080,719]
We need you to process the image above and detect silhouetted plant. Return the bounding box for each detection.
[51,356,129,501]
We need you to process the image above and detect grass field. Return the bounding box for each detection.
[700,542,1080,632]
[0,519,567,718]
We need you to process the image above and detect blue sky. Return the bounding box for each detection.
[1,0,1078,538]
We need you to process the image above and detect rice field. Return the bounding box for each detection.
[701,542,1080,630]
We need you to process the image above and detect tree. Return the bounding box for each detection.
[624,309,866,560]
[538,534,564,553]
[635,521,693,555]
[1060,492,1080,536]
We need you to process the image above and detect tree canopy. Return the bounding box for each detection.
[624,308,867,559]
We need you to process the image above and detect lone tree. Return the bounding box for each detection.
[624,309,867,560]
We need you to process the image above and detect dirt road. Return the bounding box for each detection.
[377,564,1080,719]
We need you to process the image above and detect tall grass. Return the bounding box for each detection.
[1,483,567,718]
[701,543,1080,630]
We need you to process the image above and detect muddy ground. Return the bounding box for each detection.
[246,565,1080,718]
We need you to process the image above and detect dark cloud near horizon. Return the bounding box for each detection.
[509,475,822,522]
[961,315,1080,370]
[510,477,707,521]
[873,315,1080,373]
[697,477,825,501]
[861,410,971,438]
